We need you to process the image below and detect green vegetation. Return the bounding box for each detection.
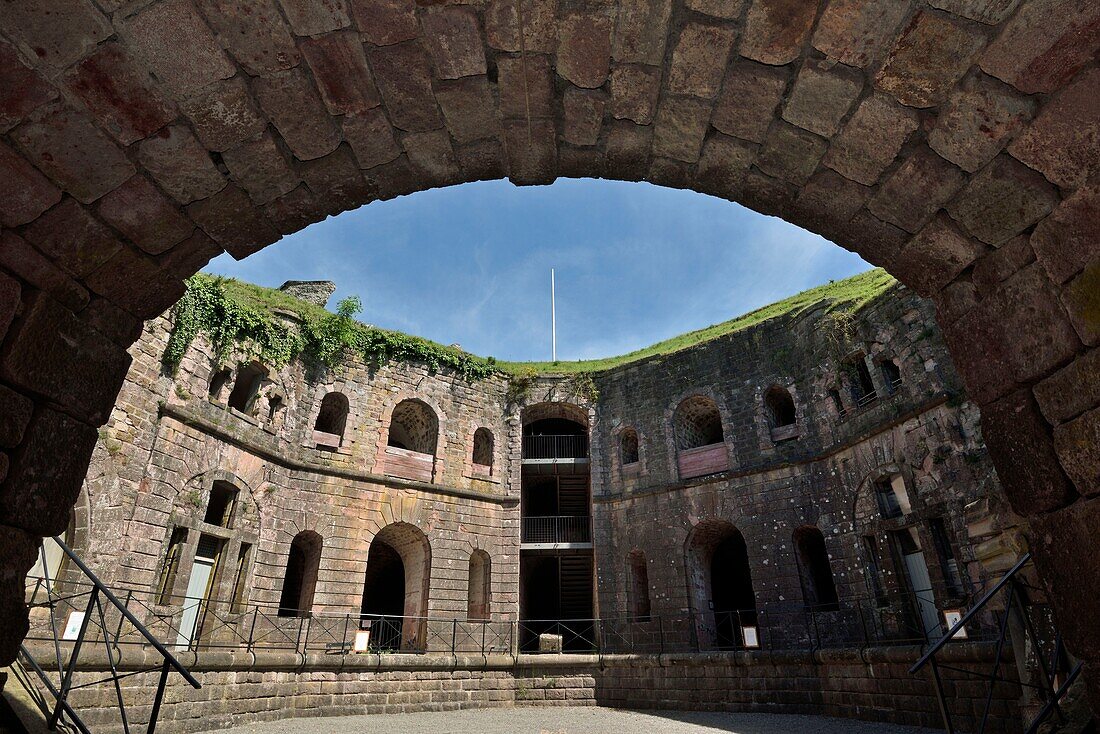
[167,269,896,382]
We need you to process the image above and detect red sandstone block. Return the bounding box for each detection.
[823,93,918,186]
[928,73,1035,174]
[782,58,863,138]
[979,0,1100,94]
[221,132,301,206]
[875,10,986,108]
[11,106,134,204]
[0,232,89,313]
[64,43,175,146]
[562,88,606,147]
[186,185,281,259]
[668,23,736,99]
[868,147,965,234]
[369,42,444,133]
[971,235,1032,298]
[685,0,743,19]
[740,0,817,65]
[891,214,988,297]
[0,271,18,347]
[611,0,673,65]
[812,0,912,69]
[421,7,488,81]
[196,0,299,75]
[557,11,612,90]
[947,155,1058,246]
[455,139,506,183]
[503,119,557,185]
[117,0,236,98]
[606,120,652,181]
[21,197,122,279]
[496,55,555,120]
[342,109,402,170]
[1030,184,1100,286]
[180,76,268,152]
[0,383,31,450]
[647,156,693,190]
[96,175,195,255]
[0,0,110,71]
[1054,406,1100,495]
[0,140,59,227]
[652,97,712,164]
[84,244,187,319]
[435,77,499,145]
[756,122,826,186]
[252,68,342,161]
[711,61,788,145]
[790,169,871,235]
[610,65,661,125]
[1061,261,1100,347]
[79,297,142,349]
[278,0,350,35]
[928,0,1020,24]
[349,0,418,47]
[138,125,227,205]
[0,40,56,132]
[296,145,374,215]
[301,31,381,116]
[1035,349,1100,426]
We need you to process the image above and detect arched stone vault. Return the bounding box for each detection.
[0,0,1097,701]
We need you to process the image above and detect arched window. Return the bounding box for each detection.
[314,392,349,449]
[227,362,267,414]
[387,399,438,454]
[472,428,494,474]
[620,428,640,465]
[361,522,432,651]
[208,368,230,399]
[793,526,839,611]
[879,359,902,394]
[468,549,491,621]
[764,386,796,428]
[685,520,756,649]
[627,550,650,621]
[278,531,322,618]
[672,396,724,450]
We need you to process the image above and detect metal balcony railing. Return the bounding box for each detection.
[522,434,589,460]
[521,515,591,545]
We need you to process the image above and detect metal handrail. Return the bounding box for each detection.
[520,515,591,544]
[521,434,589,460]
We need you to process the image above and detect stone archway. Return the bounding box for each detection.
[0,0,1096,703]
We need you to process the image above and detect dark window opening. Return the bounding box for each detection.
[361,540,405,649]
[472,428,494,469]
[829,389,846,416]
[929,518,965,597]
[314,392,349,449]
[710,532,757,647]
[628,550,651,621]
[522,417,588,460]
[672,396,724,450]
[208,368,231,399]
[387,399,438,455]
[794,526,839,611]
[875,474,911,519]
[468,550,491,621]
[267,395,283,423]
[230,544,251,614]
[156,528,187,605]
[844,356,877,408]
[278,531,322,618]
[204,482,238,527]
[862,535,888,607]
[764,386,796,428]
[227,362,266,414]
[880,359,902,394]
[620,428,640,466]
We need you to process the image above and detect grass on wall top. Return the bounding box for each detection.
[176,268,897,379]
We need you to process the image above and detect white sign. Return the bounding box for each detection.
[353,630,371,653]
[62,611,85,641]
[742,626,760,648]
[943,610,967,639]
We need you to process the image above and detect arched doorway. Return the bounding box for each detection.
[360,522,431,652]
[685,520,757,650]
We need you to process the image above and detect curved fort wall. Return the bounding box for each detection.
[42,275,1020,732]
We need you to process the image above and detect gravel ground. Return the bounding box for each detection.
[199,706,941,734]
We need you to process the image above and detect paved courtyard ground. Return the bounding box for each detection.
[200,706,941,733]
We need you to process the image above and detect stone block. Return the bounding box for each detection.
[401,130,460,185]
[221,132,301,205]
[262,185,328,235]
[812,0,912,68]
[252,68,342,161]
[1061,261,1100,347]
[0,40,56,132]
[80,297,142,348]
[486,0,558,53]
[21,197,122,279]
[1008,67,1100,190]
[117,0,236,98]
[790,169,870,235]
[971,235,1033,297]
[0,140,60,227]
[928,0,1020,24]
[421,7,487,81]
[781,58,863,138]
[610,65,660,125]
[685,0,745,20]
[297,144,373,214]
[947,155,1058,246]
[157,230,223,281]
[694,134,756,200]
[497,55,554,120]
[928,73,1035,173]
[369,42,444,132]
[95,175,195,255]
[138,125,227,204]
[503,119,557,185]
[0,291,130,425]
[891,214,988,297]
[875,10,987,108]
[277,0,350,35]
[1030,184,1100,285]
[0,232,88,313]
[350,0,418,47]
[342,109,402,169]
[0,0,110,70]
[613,0,674,65]
[756,123,827,186]
[84,245,187,319]
[435,76,498,145]
[180,76,268,152]
[647,156,693,190]
[300,31,380,116]
[365,155,420,200]
[606,120,652,180]
[557,11,612,90]
[186,185,281,259]
[667,23,736,99]
[11,107,134,205]
[823,93,918,186]
[0,383,33,449]
[741,0,818,66]
[562,89,606,147]
[1054,406,1100,495]
[868,147,965,233]
[711,61,789,144]
[196,0,299,75]
[979,0,1100,94]
[455,139,506,182]
[0,272,18,346]
[739,169,800,221]
[1034,348,1100,425]
[652,97,712,164]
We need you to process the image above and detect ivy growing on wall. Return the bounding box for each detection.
[163,275,501,381]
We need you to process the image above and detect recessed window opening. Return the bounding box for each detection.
[793,526,839,611]
[204,482,238,527]
[230,544,251,614]
[267,394,283,423]
[227,362,266,413]
[278,531,322,618]
[845,355,877,408]
[314,392,350,449]
[156,528,187,605]
[764,386,796,428]
[875,474,912,519]
[620,428,640,465]
[468,550,491,621]
[208,368,231,399]
[829,389,846,416]
[929,518,965,597]
[862,535,888,607]
[880,359,902,394]
[472,428,494,469]
[387,399,438,455]
[628,550,651,621]
[673,396,724,450]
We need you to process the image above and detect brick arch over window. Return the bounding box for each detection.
[764,385,796,428]
[0,1,1097,700]
[672,395,724,450]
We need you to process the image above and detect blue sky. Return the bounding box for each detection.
[205,179,871,362]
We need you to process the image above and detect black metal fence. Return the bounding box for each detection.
[522,434,589,460]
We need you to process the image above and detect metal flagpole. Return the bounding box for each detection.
[551,269,557,362]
